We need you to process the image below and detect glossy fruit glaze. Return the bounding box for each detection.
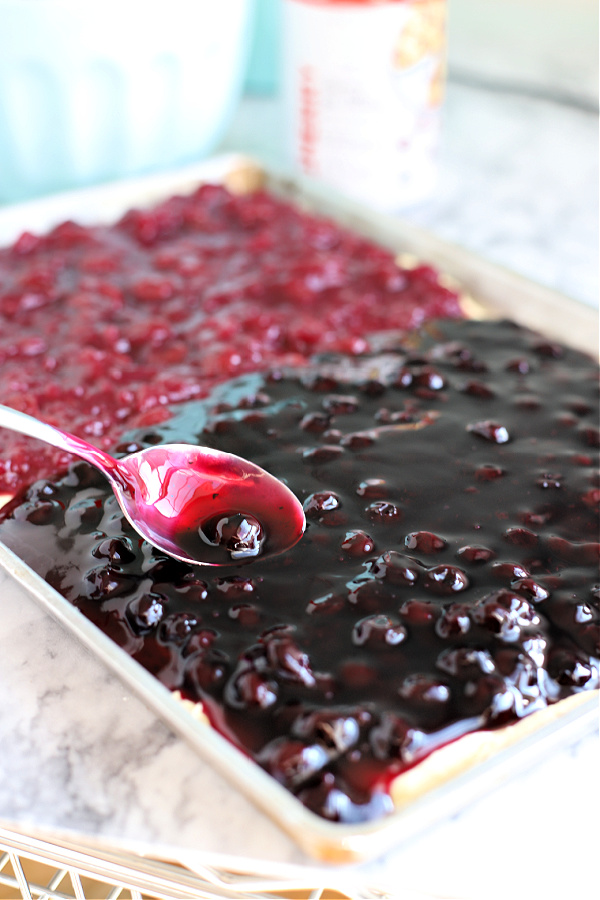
[0,183,462,494]
[116,444,306,564]
[1,319,598,823]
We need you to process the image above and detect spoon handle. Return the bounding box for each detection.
[0,404,119,479]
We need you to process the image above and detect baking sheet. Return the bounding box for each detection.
[0,154,597,864]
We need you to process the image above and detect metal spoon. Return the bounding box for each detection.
[0,404,305,565]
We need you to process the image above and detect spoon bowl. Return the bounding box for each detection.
[0,404,305,566]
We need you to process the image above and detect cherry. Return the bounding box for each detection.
[200,512,264,561]
[405,531,447,554]
[126,592,167,633]
[467,420,511,444]
[423,565,469,594]
[341,530,376,556]
[352,615,407,646]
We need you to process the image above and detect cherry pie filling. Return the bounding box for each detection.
[0,183,462,496]
[1,318,598,823]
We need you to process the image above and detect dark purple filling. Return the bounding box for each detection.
[1,318,598,823]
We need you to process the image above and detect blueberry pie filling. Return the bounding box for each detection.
[1,317,598,823]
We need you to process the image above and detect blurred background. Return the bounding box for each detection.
[0,0,597,306]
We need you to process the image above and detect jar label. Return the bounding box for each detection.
[282,0,446,210]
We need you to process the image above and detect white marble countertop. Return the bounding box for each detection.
[0,79,598,899]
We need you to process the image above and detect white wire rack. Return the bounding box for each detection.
[0,825,399,900]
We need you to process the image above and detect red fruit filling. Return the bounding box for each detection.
[0,184,462,494]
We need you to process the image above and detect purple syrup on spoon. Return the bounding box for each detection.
[0,405,305,565]
[115,444,305,564]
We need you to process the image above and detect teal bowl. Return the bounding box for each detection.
[0,0,252,203]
